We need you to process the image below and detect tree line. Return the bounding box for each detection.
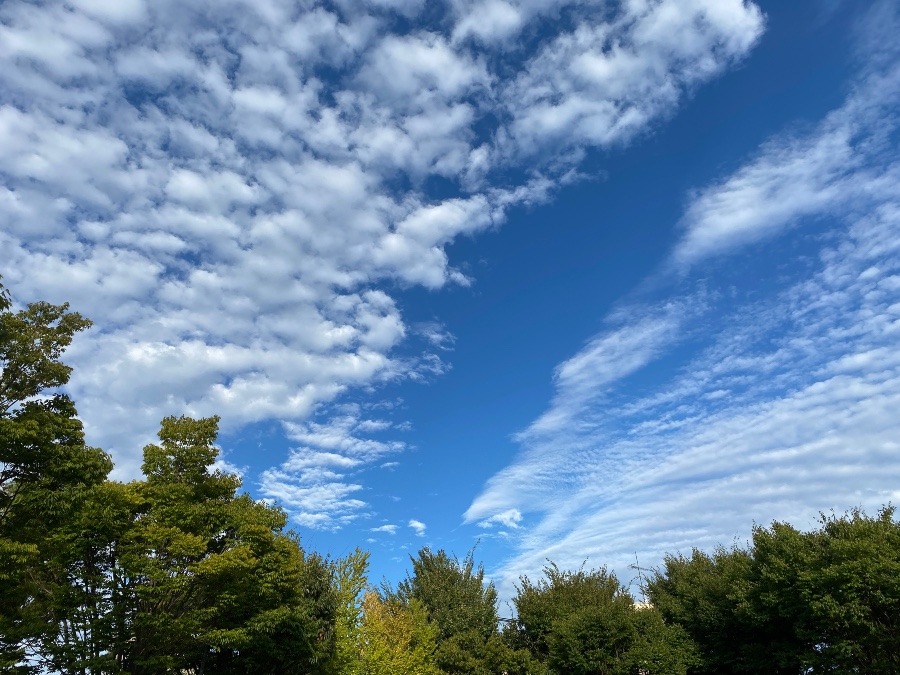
[2,280,898,674]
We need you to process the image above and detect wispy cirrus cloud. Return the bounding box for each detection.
[258,405,408,529]
[467,4,900,598]
[672,32,900,267]
[1,0,763,524]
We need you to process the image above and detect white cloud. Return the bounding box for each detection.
[673,75,900,266]
[477,508,522,529]
[211,456,246,479]
[258,476,366,530]
[256,408,408,528]
[523,305,690,438]
[358,32,490,105]
[371,524,399,535]
[475,199,900,601]
[452,0,524,44]
[1,0,765,526]
[408,519,427,536]
[70,0,147,26]
[498,0,765,159]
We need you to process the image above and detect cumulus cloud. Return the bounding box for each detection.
[467,9,900,599]
[408,519,428,536]
[497,0,764,159]
[371,524,399,535]
[1,0,764,522]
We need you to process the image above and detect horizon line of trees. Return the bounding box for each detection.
[2,279,898,674]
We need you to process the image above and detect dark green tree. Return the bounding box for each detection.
[752,507,900,674]
[646,546,799,674]
[649,507,900,674]
[30,415,340,675]
[512,563,697,675]
[0,280,112,672]
[117,415,338,674]
[33,480,140,673]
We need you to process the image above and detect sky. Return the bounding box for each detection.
[2,0,899,602]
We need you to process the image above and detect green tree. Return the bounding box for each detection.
[512,563,696,675]
[646,546,795,674]
[0,280,111,672]
[752,507,900,674]
[327,548,370,675]
[625,606,702,675]
[32,480,140,673]
[0,279,341,672]
[649,507,900,674]
[18,414,338,674]
[117,415,338,674]
[395,547,514,674]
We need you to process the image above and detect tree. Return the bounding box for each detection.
[15,414,338,674]
[32,479,140,673]
[327,548,370,675]
[625,606,703,675]
[117,415,338,674]
[0,279,342,672]
[0,279,112,672]
[357,591,441,675]
[646,546,794,674]
[649,507,900,674]
[752,507,900,674]
[395,547,510,673]
[0,280,107,526]
[512,563,697,675]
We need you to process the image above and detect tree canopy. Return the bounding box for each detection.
[648,507,900,674]
[510,563,697,675]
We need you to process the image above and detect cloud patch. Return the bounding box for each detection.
[371,524,399,535]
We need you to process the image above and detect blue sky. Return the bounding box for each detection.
[3,0,899,600]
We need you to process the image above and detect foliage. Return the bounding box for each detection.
[752,507,900,674]
[395,547,518,673]
[646,546,793,674]
[4,279,900,675]
[512,563,697,675]
[649,507,900,674]
[0,282,107,524]
[357,591,442,675]
[397,547,499,641]
[326,548,370,675]
[119,415,338,674]
[0,280,111,672]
